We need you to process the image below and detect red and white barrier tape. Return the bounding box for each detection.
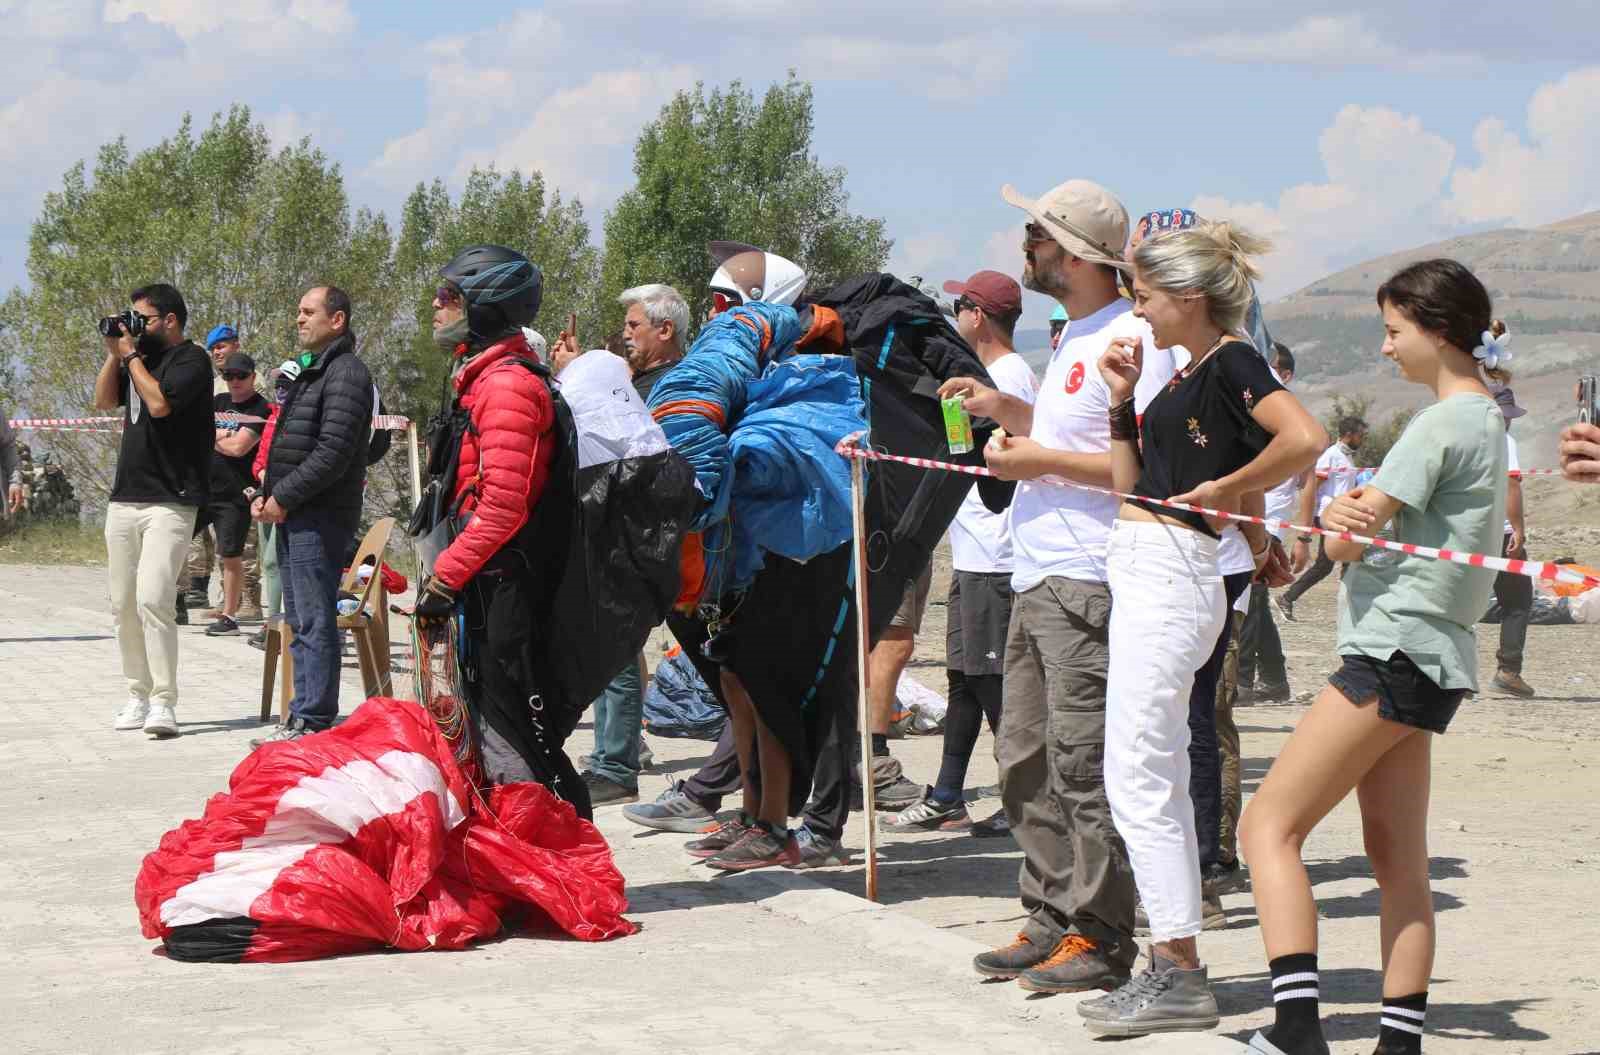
[835,435,1600,591]
[1316,466,1561,479]
[9,414,412,430]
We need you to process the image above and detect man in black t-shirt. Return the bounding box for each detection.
[195,351,269,637]
[92,282,214,740]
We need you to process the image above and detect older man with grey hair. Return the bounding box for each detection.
[573,280,691,805]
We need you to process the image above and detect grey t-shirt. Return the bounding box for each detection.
[1336,394,1507,691]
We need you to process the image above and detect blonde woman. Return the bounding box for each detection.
[1079,222,1325,1036]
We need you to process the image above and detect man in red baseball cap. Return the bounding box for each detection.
[942,270,1024,324]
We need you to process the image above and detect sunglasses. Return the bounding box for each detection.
[954,297,977,315]
[711,290,743,314]
[222,371,252,381]
[435,285,463,306]
[1023,222,1055,246]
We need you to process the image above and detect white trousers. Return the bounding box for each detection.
[105,501,194,709]
[1104,518,1225,941]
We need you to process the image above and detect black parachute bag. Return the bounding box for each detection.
[813,273,1015,640]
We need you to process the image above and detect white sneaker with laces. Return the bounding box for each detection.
[143,702,180,739]
[115,696,150,730]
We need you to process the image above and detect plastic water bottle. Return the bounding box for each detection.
[1361,526,1405,570]
[336,596,360,617]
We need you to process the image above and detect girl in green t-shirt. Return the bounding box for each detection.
[1240,259,1509,1055]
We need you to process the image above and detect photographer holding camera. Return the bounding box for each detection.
[92,283,214,740]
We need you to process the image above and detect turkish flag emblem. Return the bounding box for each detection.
[1065,361,1085,394]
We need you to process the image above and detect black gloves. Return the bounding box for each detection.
[414,576,457,621]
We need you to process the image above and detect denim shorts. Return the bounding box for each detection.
[1328,651,1467,734]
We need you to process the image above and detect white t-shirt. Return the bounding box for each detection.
[1010,300,1180,591]
[1504,434,1519,536]
[949,352,1040,573]
[1313,443,1358,517]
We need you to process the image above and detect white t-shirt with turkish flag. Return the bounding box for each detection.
[949,352,1040,573]
[1009,299,1180,591]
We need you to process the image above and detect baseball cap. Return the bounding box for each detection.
[205,324,238,350]
[222,351,255,374]
[942,270,1022,317]
[275,359,302,384]
[1001,179,1131,272]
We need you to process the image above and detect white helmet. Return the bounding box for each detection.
[707,241,807,308]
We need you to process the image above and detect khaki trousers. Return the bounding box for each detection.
[107,501,194,708]
[998,576,1136,967]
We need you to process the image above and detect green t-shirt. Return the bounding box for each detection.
[1336,394,1507,691]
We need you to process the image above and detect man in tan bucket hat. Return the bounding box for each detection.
[940,178,1181,1023]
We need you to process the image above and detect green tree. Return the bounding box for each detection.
[596,74,891,339]
[390,168,598,413]
[0,106,391,507]
[1322,394,1416,468]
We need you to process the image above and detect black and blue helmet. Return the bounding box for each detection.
[439,244,543,344]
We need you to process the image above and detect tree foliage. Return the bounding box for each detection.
[596,74,891,338]
[1321,394,1416,468]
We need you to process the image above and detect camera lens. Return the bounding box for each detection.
[98,315,124,338]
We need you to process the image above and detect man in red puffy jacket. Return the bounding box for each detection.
[411,245,584,810]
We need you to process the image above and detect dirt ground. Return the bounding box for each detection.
[630,536,1600,1053]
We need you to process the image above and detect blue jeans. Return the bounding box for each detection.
[278,509,353,729]
[588,658,644,788]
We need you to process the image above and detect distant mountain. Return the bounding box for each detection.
[1266,211,1600,384]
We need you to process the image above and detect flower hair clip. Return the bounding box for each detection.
[1473,328,1512,372]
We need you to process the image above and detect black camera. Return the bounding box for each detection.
[98,309,147,339]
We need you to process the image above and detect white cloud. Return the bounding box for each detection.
[104,0,354,44]
[1447,66,1600,227]
[886,232,960,283]
[1180,13,1470,70]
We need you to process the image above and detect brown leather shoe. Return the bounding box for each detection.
[973,933,1050,979]
[1018,934,1129,993]
[1493,669,1535,698]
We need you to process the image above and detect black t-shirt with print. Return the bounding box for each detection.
[110,340,215,506]
[1132,339,1284,537]
[209,391,270,504]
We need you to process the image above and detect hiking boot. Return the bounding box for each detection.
[205,615,240,637]
[236,584,264,624]
[251,716,314,748]
[1080,949,1219,1035]
[581,770,639,806]
[1202,860,1248,896]
[143,703,179,739]
[970,807,1012,838]
[1254,679,1293,705]
[706,824,798,871]
[788,825,849,869]
[973,933,1050,979]
[871,754,923,811]
[623,780,717,833]
[686,815,756,859]
[885,789,971,832]
[174,592,188,626]
[1274,595,1295,622]
[114,696,150,731]
[1493,669,1535,698]
[246,626,269,651]
[1134,894,1226,936]
[1017,934,1128,994]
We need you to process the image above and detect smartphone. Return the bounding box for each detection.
[1581,375,1598,426]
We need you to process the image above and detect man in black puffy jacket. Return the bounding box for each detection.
[250,285,374,743]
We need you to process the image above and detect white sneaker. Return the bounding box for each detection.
[143,703,180,739]
[114,696,150,730]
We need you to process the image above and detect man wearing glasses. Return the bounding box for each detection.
[195,351,270,637]
[93,283,214,739]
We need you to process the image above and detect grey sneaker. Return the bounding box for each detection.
[205,615,240,637]
[686,815,756,859]
[970,807,1012,838]
[1017,935,1128,994]
[787,825,849,869]
[885,789,971,832]
[1079,950,1219,1036]
[706,825,798,871]
[871,754,923,811]
[972,933,1050,979]
[623,780,717,833]
[250,717,314,748]
[581,770,639,806]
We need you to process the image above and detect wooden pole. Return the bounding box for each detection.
[406,421,424,507]
[849,443,878,902]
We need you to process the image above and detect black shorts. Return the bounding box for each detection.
[1328,651,1467,734]
[946,570,1013,677]
[194,500,252,558]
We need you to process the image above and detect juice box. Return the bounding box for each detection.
[942,394,974,455]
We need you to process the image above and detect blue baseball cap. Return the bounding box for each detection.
[205,324,238,350]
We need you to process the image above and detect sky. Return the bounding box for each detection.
[3,0,1599,334]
